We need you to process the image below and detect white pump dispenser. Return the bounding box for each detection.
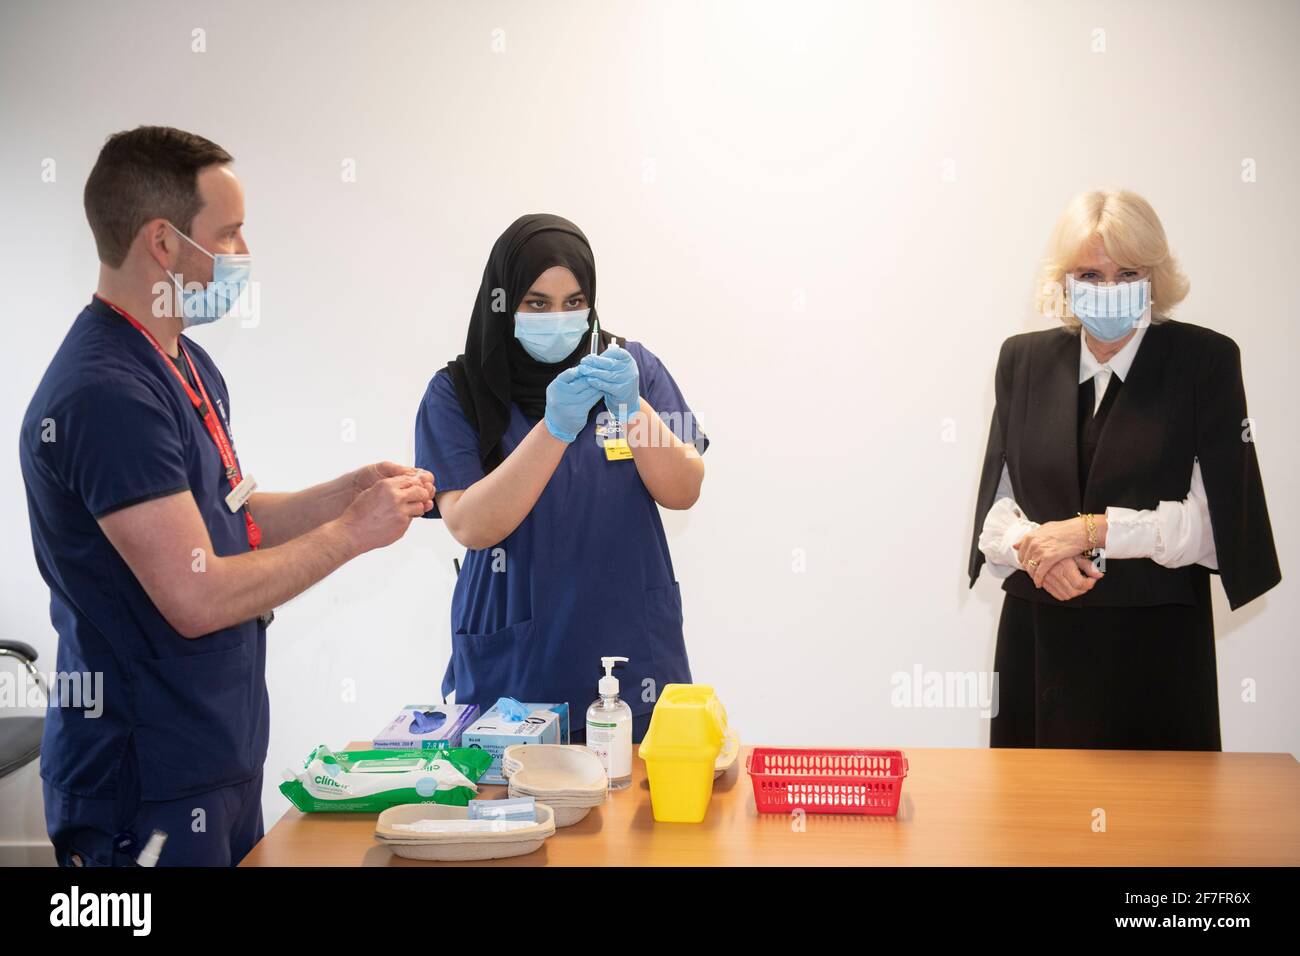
[586,656,633,790]
[598,656,625,696]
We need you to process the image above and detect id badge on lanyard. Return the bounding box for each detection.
[98,296,263,551]
[596,419,633,461]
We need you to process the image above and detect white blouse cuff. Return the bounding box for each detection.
[1103,506,1159,560]
[979,497,1039,576]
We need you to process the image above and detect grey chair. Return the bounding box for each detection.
[0,641,46,781]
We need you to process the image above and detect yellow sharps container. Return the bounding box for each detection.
[637,684,726,823]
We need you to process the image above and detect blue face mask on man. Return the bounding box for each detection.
[1067,275,1150,342]
[513,308,591,363]
[165,223,252,328]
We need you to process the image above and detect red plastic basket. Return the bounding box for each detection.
[746,747,908,815]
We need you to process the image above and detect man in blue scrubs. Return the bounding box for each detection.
[19,126,435,866]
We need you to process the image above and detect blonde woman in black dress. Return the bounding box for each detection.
[969,189,1280,750]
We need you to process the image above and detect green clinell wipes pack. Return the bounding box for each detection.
[279,745,494,812]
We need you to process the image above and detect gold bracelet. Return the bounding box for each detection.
[1078,512,1099,555]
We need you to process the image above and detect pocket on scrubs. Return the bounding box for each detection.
[451,618,537,706]
[130,641,254,796]
[643,582,692,687]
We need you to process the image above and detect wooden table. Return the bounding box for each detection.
[240,744,1300,866]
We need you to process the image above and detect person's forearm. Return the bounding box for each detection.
[626,398,705,509]
[248,473,356,548]
[1055,512,1110,551]
[442,420,567,549]
[182,519,362,636]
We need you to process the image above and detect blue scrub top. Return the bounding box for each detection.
[414,341,708,731]
[19,297,269,801]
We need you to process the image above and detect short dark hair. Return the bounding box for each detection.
[84,126,233,268]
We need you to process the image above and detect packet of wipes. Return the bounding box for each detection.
[279,745,493,813]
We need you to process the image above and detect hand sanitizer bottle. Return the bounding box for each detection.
[586,656,632,790]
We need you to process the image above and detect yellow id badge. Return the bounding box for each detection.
[598,420,634,461]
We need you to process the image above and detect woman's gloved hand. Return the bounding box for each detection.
[544,366,602,443]
[579,345,641,422]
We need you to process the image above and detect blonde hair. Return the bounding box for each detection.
[1035,189,1190,330]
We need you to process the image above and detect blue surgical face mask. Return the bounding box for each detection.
[513,308,590,363]
[1067,275,1150,342]
[166,223,252,328]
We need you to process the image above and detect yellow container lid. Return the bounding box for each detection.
[638,684,727,763]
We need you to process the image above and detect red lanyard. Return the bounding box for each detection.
[97,295,262,550]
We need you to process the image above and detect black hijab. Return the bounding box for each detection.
[446,214,615,472]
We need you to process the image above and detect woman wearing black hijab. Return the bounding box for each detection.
[415,214,708,745]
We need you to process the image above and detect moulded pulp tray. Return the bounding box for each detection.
[501,744,608,796]
[501,744,608,827]
[506,783,597,827]
[374,802,556,861]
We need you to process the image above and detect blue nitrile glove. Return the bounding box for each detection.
[544,366,602,443]
[579,345,640,423]
[492,697,530,722]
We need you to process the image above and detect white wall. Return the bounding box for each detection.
[1,0,1296,833]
